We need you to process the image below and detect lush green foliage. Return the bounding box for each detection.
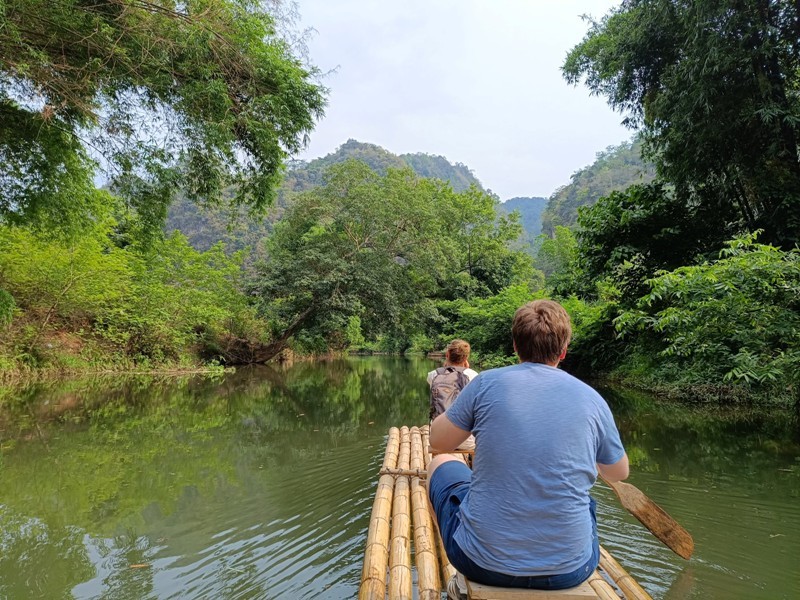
[440,284,622,374]
[0,219,263,370]
[0,289,14,326]
[576,182,739,301]
[615,234,800,399]
[535,1,800,402]
[558,296,624,376]
[541,138,654,234]
[441,284,539,366]
[535,226,584,297]
[0,0,325,233]
[0,215,130,326]
[252,160,535,357]
[564,0,800,247]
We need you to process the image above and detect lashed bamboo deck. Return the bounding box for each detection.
[359,426,653,600]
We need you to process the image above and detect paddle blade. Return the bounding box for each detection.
[605,479,695,560]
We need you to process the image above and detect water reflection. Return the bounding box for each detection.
[598,386,800,599]
[0,359,798,599]
[0,358,432,599]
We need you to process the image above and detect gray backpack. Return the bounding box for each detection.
[430,366,470,421]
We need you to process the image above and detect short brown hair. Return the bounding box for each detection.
[445,339,471,364]
[511,300,572,364]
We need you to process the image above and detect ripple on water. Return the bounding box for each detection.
[593,472,800,600]
[143,436,380,600]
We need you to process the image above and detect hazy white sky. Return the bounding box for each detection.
[293,0,629,200]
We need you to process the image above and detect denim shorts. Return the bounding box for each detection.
[428,460,599,590]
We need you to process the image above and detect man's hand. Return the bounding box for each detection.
[429,413,470,453]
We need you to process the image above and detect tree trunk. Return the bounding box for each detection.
[219,305,316,364]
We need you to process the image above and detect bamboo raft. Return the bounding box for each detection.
[359,426,653,600]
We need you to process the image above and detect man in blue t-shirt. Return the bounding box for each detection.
[428,299,629,593]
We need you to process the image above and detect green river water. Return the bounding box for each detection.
[0,357,797,599]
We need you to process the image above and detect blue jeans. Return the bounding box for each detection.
[428,460,599,590]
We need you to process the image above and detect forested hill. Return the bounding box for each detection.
[165,139,484,251]
[498,197,548,247]
[282,139,483,192]
[398,152,480,192]
[540,138,655,234]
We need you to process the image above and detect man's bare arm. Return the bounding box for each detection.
[429,413,470,453]
[597,452,629,482]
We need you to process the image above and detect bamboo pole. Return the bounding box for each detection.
[587,570,621,600]
[599,546,652,600]
[410,426,441,600]
[422,426,461,586]
[436,521,457,586]
[389,427,413,599]
[359,428,400,600]
[421,424,431,466]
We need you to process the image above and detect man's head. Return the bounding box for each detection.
[445,339,471,365]
[511,300,572,364]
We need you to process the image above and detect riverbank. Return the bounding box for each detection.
[0,361,233,384]
[0,328,234,383]
[2,337,793,407]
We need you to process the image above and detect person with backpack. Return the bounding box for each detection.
[428,339,479,422]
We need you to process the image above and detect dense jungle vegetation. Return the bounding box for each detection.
[0,0,798,405]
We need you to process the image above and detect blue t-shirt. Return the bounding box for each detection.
[445,362,625,576]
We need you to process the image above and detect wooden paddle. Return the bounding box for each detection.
[418,446,696,560]
[600,476,694,560]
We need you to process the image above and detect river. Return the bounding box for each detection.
[0,357,797,599]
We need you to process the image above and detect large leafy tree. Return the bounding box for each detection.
[576,182,740,300]
[564,0,800,247]
[252,160,533,358]
[441,186,533,300]
[255,161,447,354]
[0,0,325,232]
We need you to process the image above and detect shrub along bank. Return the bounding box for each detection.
[0,221,267,377]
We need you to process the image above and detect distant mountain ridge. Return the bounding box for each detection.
[497,197,548,251]
[165,138,651,255]
[283,139,484,193]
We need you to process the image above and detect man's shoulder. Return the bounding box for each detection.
[549,366,602,391]
[472,363,526,383]
[490,363,604,396]
[552,370,609,409]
